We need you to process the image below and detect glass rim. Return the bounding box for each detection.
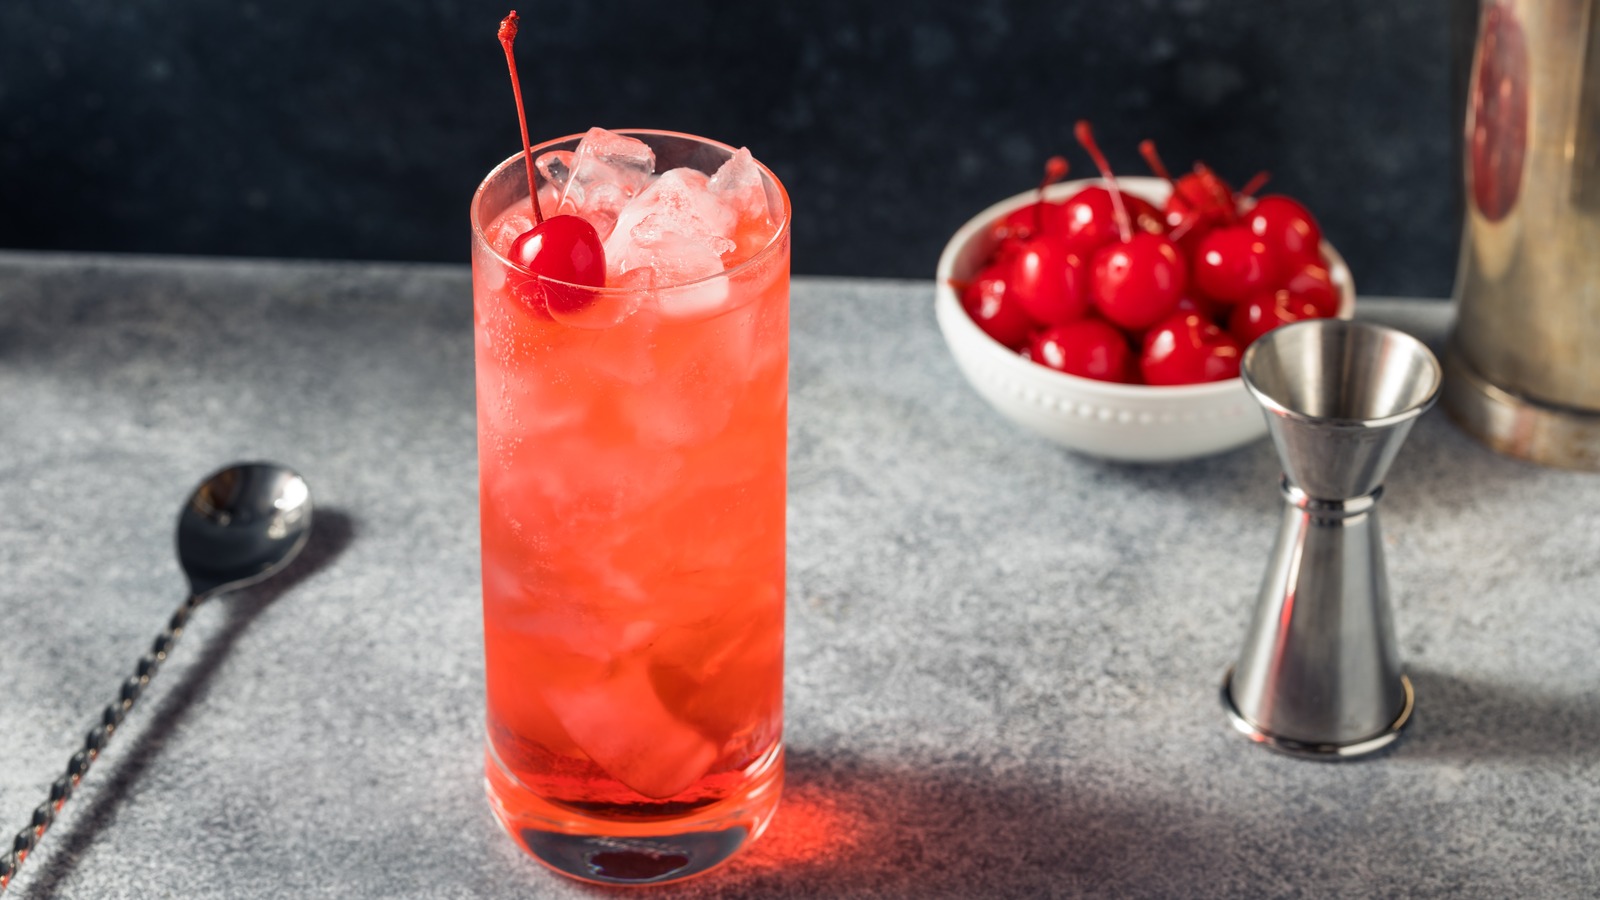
[470,128,792,293]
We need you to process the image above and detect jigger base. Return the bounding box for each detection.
[1220,667,1414,760]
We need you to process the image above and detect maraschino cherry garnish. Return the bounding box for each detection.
[1030,318,1136,383]
[992,156,1070,257]
[1140,141,1236,234]
[1055,176,1164,257]
[955,267,1037,350]
[498,11,605,295]
[1005,238,1090,326]
[1140,311,1242,385]
[1281,258,1341,317]
[1001,156,1094,326]
[1077,122,1186,332]
[1229,289,1322,347]
[1192,225,1277,304]
[1244,195,1323,267]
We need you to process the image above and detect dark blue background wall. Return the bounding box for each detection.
[0,1,1471,296]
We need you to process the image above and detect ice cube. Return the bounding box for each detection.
[610,241,730,321]
[711,148,782,266]
[603,167,739,313]
[617,217,730,284]
[606,169,736,264]
[491,212,534,257]
[647,592,783,747]
[542,660,718,800]
[555,128,656,240]
[610,267,656,292]
[535,149,575,192]
[708,147,771,225]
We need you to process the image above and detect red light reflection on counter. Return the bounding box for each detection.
[736,789,867,870]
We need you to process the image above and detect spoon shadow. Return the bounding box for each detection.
[16,508,355,900]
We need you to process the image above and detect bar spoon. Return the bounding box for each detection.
[0,462,313,891]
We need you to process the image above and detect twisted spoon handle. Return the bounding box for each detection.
[0,593,206,893]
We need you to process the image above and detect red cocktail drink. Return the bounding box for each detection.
[470,128,789,885]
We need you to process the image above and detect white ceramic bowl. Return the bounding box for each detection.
[935,176,1355,463]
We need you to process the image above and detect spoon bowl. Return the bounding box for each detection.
[178,463,314,598]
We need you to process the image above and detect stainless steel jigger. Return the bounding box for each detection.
[1222,319,1442,759]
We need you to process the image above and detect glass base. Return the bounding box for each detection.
[485,742,783,886]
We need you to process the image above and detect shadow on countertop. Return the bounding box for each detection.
[686,747,1424,899]
[1400,669,1600,766]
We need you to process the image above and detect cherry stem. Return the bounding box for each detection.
[498,11,542,225]
[1032,156,1069,234]
[1195,163,1236,225]
[1075,121,1131,243]
[1139,140,1174,184]
[1237,170,1271,204]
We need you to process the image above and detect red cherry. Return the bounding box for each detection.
[1057,115,1166,245]
[1229,289,1322,347]
[1169,167,1236,232]
[1121,193,1164,233]
[1057,187,1155,255]
[1138,142,1230,233]
[510,216,606,285]
[1246,195,1323,266]
[992,156,1068,238]
[990,156,1070,256]
[1193,226,1279,303]
[1160,173,1253,264]
[1029,318,1136,383]
[1005,237,1090,326]
[1090,232,1186,331]
[1056,187,1119,254]
[992,205,1046,255]
[498,10,606,308]
[1282,259,1340,316]
[1140,312,1243,385]
[1169,172,1221,220]
[1164,216,1211,261]
[505,215,608,316]
[1072,123,1186,332]
[957,267,1038,349]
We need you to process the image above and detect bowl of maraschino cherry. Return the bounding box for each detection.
[935,121,1353,463]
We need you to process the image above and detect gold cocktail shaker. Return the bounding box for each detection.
[1446,0,1600,469]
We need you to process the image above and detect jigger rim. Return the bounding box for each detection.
[1241,319,1442,430]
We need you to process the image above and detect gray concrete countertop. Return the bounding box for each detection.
[1,252,1596,899]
